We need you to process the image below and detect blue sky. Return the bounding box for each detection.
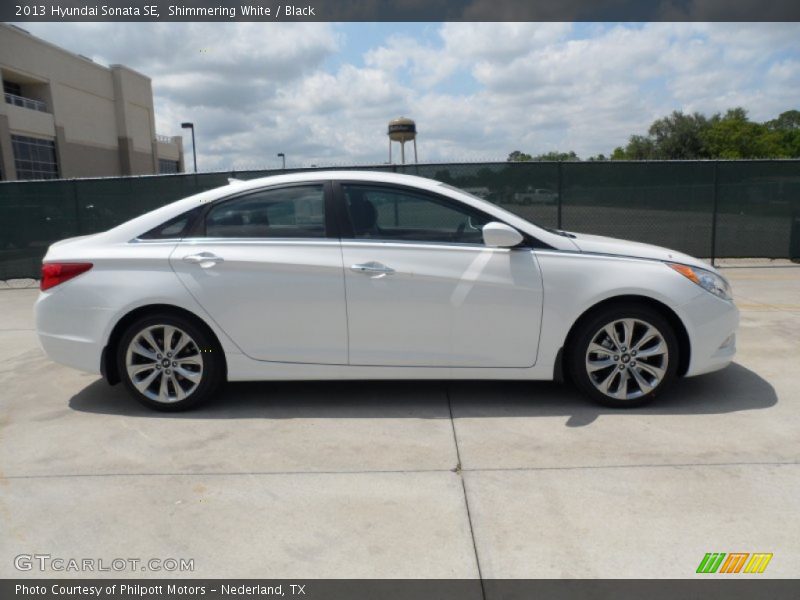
[19,22,800,170]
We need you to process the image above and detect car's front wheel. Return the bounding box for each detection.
[117,313,223,411]
[568,303,679,408]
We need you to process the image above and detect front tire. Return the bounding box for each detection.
[567,303,679,408]
[117,313,223,411]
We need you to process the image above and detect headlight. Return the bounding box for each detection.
[668,263,732,301]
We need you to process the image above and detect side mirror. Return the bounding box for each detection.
[482,222,524,248]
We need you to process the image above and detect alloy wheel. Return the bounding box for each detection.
[584,318,669,401]
[124,324,204,403]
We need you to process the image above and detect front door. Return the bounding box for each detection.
[338,183,543,368]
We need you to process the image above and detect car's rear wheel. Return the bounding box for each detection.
[117,313,223,411]
[568,303,679,408]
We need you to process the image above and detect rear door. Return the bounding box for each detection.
[336,182,543,368]
[169,182,348,364]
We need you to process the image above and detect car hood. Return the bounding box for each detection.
[566,232,711,270]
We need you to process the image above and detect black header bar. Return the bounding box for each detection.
[4,0,800,22]
[4,579,800,600]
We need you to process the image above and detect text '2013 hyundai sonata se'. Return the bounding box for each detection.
[35,171,739,411]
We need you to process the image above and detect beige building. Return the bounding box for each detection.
[0,24,184,181]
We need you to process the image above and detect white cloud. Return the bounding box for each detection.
[18,21,800,169]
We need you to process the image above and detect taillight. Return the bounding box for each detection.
[40,262,93,291]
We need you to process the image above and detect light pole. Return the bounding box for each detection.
[181,122,197,173]
[277,152,285,170]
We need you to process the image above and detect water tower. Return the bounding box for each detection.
[388,117,417,164]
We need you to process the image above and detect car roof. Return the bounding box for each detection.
[226,170,444,192]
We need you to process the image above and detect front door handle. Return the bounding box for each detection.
[183,252,224,268]
[351,261,395,277]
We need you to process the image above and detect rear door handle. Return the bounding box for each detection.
[183,252,224,268]
[351,261,395,277]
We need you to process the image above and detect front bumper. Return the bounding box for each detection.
[679,291,739,377]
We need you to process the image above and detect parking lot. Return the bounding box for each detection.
[1,263,798,579]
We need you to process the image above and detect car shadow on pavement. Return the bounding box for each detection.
[68,362,776,427]
[449,362,777,427]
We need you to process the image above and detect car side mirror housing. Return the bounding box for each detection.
[482,222,524,248]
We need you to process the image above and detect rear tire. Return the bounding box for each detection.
[567,303,679,408]
[116,312,223,411]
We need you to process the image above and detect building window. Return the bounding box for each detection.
[3,80,47,112]
[159,159,180,174]
[3,80,22,96]
[11,135,59,180]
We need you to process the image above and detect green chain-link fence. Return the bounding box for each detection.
[1,160,799,279]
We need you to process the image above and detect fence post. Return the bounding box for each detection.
[72,179,82,236]
[557,161,563,229]
[710,160,719,266]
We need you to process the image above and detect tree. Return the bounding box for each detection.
[608,107,800,159]
[507,150,533,162]
[612,135,657,160]
[766,110,800,157]
[647,111,709,159]
[511,108,800,162]
[701,108,784,158]
[766,110,800,131]
[532,150,579,161]
[507,150,580,161]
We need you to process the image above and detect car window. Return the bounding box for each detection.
[140,207,201,240]
[342,184,491,244]
[205,185,326,239]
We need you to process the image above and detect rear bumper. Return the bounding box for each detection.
[34,289,110,375]
[36,331,102,374]
[679,292,739,377]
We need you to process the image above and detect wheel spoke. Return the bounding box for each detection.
[175,366,201,382]
[636,342,665,359]
[142,329,162,355]
[131,342,157,361]
[132,368,160,393]
[603,325,622,351]
[178,355,202,367]
[170,374,187,400]
[629,366,655,393]
[621,319,635,348]
[158,371,170,402]
[588,342,614,356]
[172,333,191,355]
[634,326,659,351]
[615,368,630,397]
[129,363,157,376]
[599,368,618,394]
[163,326,177,353]
[587,357,615,372]
[636,361,666,380]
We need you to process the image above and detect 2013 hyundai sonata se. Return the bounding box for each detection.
[35,171,738,410]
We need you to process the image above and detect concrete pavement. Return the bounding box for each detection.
[1,265,798,579]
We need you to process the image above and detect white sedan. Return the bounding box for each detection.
[35,171,738,410]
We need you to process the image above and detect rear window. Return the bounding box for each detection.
[203,185,326,239]
[139,207,201,240]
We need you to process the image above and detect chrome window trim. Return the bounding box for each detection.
[341,239,525,252]
[130,238,182,244]
[131,237,515,251]
[177,237,343,246]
